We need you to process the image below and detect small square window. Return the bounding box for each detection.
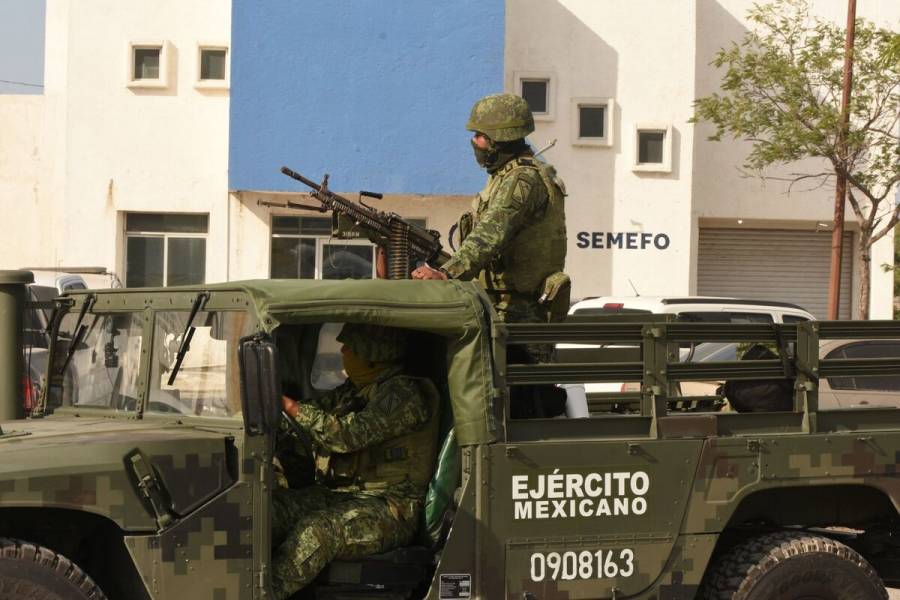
[133,47,161,80]
[127,41,169,89]
[195,44,230,90]
[521,79,548,114]
[633,124,673,173]
[571,98,614,147]
[579,106,605,138]
[200,49,227,80]
[638,131,665,164]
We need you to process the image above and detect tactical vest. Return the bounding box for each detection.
[475,157,567,294]
[327,377,441,490]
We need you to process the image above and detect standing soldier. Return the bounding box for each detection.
[412,93,570,416]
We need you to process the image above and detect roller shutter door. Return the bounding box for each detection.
[697,228,853,319]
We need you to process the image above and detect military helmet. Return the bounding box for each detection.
[336,323,408,363]
[466,93,535,142]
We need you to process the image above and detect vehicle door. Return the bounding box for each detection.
[122,304,269,600]
[821,341,900,409]
[491,427,704,598]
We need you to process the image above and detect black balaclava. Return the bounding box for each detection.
[471,138,531,174]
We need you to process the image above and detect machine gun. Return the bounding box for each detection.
[261,167,448,280]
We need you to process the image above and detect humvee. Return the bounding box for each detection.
[0,278,898,600]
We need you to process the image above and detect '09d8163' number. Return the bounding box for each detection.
[529,549,635,582]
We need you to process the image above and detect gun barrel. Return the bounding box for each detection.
[280,166,321,190]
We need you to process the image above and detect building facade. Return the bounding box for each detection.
[0,0,896,318]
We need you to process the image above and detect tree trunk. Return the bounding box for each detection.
[857,238,871,320]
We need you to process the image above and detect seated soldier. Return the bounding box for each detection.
[271,323,440,599]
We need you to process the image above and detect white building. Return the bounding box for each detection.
[0,0,896,319]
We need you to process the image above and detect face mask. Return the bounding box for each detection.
[342,346,385,388]
[471,138,499,169]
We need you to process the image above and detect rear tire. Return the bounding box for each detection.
[0,537,107,600]
[701,531,887,600]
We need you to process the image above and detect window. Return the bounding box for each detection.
[127,42,170,89]
[782,315,810,324]
[826,342,900,392]
[270,216,426,280]
[677,312,774,324]
[133,48,160,80]
[521,80,548,114]
[514,72,555,120]
[51,312,145,411]
[125,213,208,287]
[633,124,673,173]
[571,98,614,147]
[149,310,252,417]
[196,45,229,90]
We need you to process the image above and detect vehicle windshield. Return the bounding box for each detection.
[148,310,252,418]
[51,311,144,410]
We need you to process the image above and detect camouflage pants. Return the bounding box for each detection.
[271,484,421,599]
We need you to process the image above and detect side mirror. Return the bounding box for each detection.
[238,334,282,435]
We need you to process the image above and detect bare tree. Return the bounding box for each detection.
[693,0,900,318]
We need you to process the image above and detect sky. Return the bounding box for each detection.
[0,0,46,94]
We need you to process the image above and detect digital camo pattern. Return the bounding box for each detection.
[466,93,535,142]
[0,422,234,531]
[124,482,254,600]
[682,433,900,533]
[442,161,547,289]
[335,323,408,364]
[291,373,430,457]
[274,371,435,598]
[270,483,421,599]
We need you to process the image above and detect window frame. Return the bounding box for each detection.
[633,123,673,173]
[513,71,555,121]
[124,213,209,288]
[269,214,428,280]
[126,41,170,90]
[195,43,230,90]
[571,97,614,148]
[825,341,900,392]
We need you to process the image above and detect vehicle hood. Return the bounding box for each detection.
[0,416,238,531]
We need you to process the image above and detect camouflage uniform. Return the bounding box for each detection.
[271,325,439,599]
[441,93,568,332]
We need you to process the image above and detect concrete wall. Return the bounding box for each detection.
[506,0,698,300]
[229,0,504,195]
[0,96,53,268]
[35,0,232,282]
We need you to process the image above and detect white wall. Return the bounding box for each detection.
[0,96,53,268]
[506,0,698,300]
[506,0,897,316]
[0,0,232,283]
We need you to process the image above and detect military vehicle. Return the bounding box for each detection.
[0,275,898,600]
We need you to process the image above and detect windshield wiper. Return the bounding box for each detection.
[57,295,96,376]
[167,292,209,386]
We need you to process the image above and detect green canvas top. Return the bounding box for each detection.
[79,279,500,446]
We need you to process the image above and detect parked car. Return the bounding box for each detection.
[691,338,900,411]
[559,296,816,416]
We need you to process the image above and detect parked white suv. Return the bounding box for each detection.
[559,296,815,417]
[569,296,814,324]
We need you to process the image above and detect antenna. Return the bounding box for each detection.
[627,278,640,297]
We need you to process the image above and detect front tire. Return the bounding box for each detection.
[0,537,107,600]
[701,531,887,600]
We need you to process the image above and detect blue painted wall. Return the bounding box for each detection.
[229,1,504,195]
